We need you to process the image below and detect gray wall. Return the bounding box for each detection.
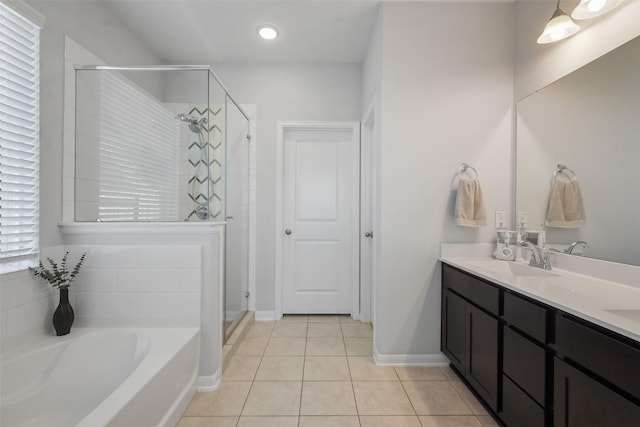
[213,63,363,313]
[28,0,161,248]
[370,2,515,360]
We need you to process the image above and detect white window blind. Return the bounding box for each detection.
[96,71,179,221]
[0,2,40,260]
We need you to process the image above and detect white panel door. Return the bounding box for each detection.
[282,128,355,314]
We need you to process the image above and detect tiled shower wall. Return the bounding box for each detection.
[185,105,225,221]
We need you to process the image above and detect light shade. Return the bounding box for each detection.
[537,8,581,44]
[257,25,278,40]
[571,0,625,20]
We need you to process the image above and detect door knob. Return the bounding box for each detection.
[365,231,373,238]
[285,229,292,235]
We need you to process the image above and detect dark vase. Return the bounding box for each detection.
[53,288,74,336]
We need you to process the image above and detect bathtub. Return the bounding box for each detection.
[0,328,199,427]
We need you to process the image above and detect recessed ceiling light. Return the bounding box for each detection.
[257,25,278,40]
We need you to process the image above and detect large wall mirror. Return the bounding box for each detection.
[516,35,640,267]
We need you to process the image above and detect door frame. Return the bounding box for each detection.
[360,98,377,324]
[275,121,361,319]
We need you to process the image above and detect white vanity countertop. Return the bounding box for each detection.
[439,256,640,343]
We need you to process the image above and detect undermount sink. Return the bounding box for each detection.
[465,259,559,278]
[604,309,640,323]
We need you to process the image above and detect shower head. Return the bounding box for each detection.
[176,113,205,133]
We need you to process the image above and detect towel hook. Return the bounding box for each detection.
[553,164,576,182]
[458,162,479,179]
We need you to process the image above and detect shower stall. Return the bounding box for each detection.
[73,66,250,340]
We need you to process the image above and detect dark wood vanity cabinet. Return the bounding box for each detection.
[441,262,640,427]
[554,314,640,427]
[441,265,499,411]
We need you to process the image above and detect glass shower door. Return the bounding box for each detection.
[223,93,250,340]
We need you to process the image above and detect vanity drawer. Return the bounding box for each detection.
[503,327,546,405]
[504,292,547,343]
[502,375,545,427]
[556,314,640,400]
[442,264,499,315]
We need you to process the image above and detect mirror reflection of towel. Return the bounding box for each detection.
[546,180,586,228]
[455,178,487,227]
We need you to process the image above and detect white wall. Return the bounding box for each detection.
[373,2,514,361]
[213,64,362,314]
[0,0,162,344]
[28,0,162,247]
[514,0,640,100]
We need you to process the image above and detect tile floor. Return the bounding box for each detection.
[178,315,499,427]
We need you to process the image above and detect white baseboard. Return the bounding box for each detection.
[255,311,279,321]
[373,349,450,366]
[197,370,220,392]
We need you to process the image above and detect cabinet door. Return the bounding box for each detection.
[554,359,640,427]
[442,289,466,373]
[467,304,499,411]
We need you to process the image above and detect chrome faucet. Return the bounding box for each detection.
[519,240,552,270]
[565,240,589,254]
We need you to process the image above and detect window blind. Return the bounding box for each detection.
[96,71,179,221]
[0,2,40,260]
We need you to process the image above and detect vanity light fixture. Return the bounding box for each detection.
[537,0,581,44]
[257,25,278,40]
[571,0,625,20]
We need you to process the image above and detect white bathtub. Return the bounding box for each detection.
[0,328,199,427]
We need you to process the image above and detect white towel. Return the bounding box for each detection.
[546,180,586,228]
[454,178,487,227]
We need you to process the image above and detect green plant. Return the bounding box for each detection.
[29,251,87,290]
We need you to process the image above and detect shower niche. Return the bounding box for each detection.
[72,66,251,340]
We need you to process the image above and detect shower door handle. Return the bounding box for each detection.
[285,229,292,235]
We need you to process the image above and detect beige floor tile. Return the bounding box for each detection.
[341,323,373,337]
[222,356,262,381]
[395,366,447,381]
[300,382,357,415]
[353,381,414,415]
[235,338,269,356]
[441,366,462,382]
[280,314,309,322]
[264,337,307,356]
[245,322,275,338]
[299,415,360,426]
[255,356,304,381]
[348,357,398,381]
[307,322,343,337]
[237,416,299,426]
[272,322,308,338]
[242,381,302,416]
[339,315,359,323]
[403,381,473,416]
[306,337,346,356]
[184,383,252,416]
[308,315,341,322]
[419,416,483,427]
[177,416,239,427]
[477,415,500,427]
[359,415,422,426]
[344,338,373,356]
[450,381,489,416]
[304,356,351,381]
